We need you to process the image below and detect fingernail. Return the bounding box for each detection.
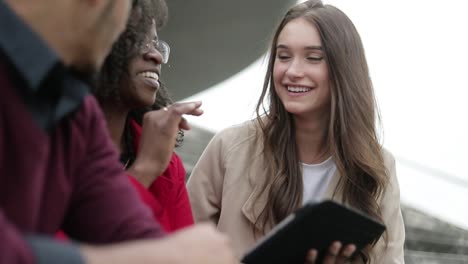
[332,242,342,255]
[344,245,356,257]
[307,249,318,261]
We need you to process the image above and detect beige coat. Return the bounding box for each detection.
[187,121,405,263]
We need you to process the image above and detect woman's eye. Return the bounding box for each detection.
[307,57,323,62]
[276,54,291,60]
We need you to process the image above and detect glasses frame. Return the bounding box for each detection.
[141,39,170,64]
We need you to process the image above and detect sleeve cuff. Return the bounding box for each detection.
[24,235,84,264]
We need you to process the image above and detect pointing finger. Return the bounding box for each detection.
[168,101,202,116]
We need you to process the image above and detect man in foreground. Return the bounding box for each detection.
[0,0,236,263]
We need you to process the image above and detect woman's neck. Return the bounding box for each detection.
[101,102,129,153]
[294,113,330,164]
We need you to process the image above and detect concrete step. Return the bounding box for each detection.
[405,250,468,264]
[402,206,468,255]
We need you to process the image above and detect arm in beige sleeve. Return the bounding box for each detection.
[187,132,226,225]
[368,152,406,264]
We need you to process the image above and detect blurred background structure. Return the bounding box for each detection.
[161,0,468,262]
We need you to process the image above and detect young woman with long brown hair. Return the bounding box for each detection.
[187,1,405,263]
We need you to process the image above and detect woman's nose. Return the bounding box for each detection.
[144,48,164,64]
[285,59,305,79]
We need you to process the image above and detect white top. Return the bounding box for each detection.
[301,156,336,205]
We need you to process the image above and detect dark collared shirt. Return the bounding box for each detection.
[0,2,164,264]
[0,0,88,132]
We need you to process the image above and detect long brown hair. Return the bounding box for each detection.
[255,0,388,261]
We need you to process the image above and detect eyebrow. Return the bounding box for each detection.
[276,44,322,50]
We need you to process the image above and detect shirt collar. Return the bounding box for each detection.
[0,1,60,92]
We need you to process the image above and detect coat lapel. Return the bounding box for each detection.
[240,147,271,231]
[323,169,343,201]
[241,184,266,226]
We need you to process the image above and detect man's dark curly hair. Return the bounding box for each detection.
[93,0,182,168]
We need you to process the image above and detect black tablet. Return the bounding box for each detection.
[241,200,386,264]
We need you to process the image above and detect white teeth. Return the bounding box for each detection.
[287,86,311,93]
[138,71,159,81]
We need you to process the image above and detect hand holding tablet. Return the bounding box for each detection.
[242,200,386,264]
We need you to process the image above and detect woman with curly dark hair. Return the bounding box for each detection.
[93,0,203,232]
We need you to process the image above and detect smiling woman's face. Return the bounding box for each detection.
[119,21,165,109]
[273,17,331,118]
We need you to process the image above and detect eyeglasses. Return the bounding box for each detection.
[140,39,170,64]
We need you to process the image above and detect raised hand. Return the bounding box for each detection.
[128,101,203,187]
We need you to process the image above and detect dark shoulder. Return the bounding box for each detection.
[70,95,106,130]
[65,94,116,159]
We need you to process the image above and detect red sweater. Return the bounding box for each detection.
[127,120,194,232]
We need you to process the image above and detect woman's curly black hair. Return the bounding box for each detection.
[94,0,167,101]
[93,0,183,168]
